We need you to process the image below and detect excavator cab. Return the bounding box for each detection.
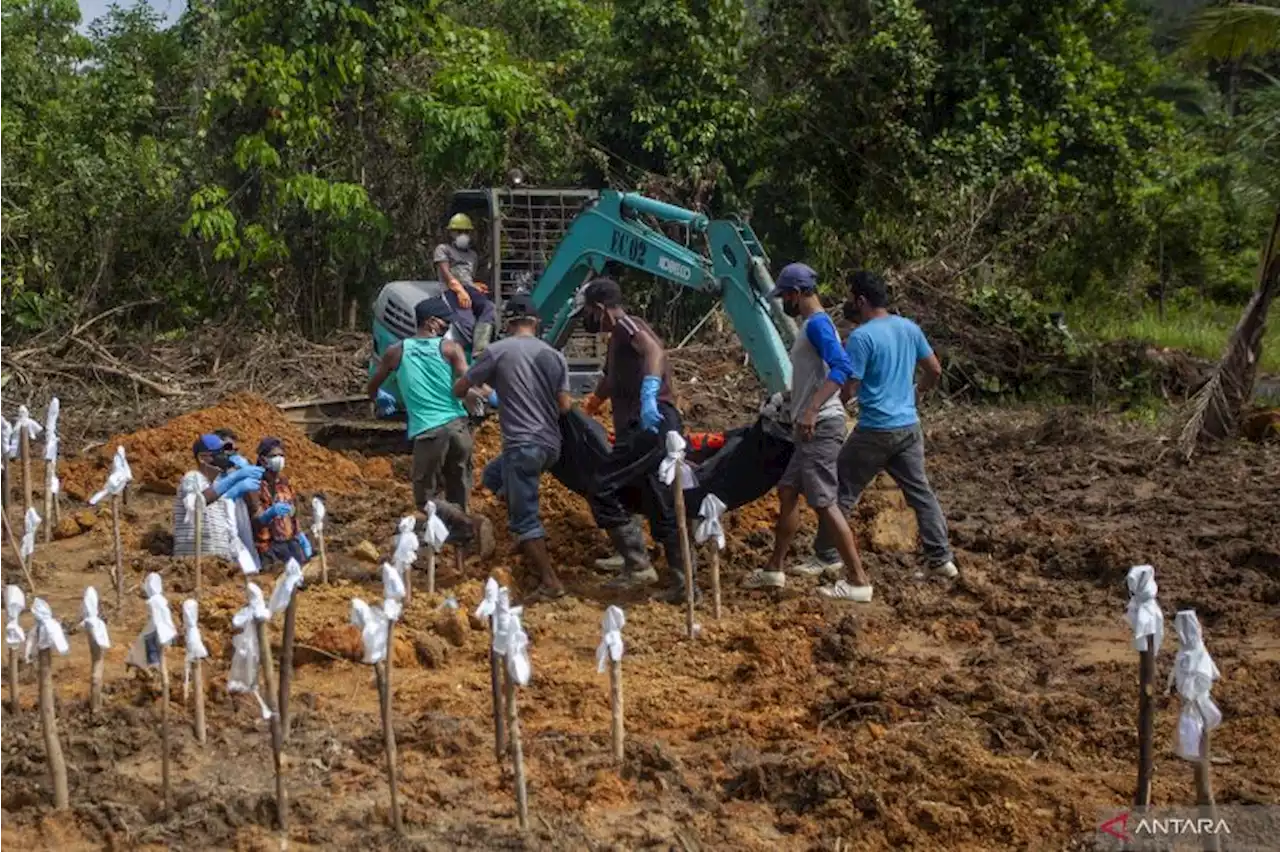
[370,186,605,406]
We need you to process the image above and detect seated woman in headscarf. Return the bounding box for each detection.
[245,436,312,567]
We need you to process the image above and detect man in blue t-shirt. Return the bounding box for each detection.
[808,270,959,580]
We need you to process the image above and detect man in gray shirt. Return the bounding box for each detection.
[454,293,572,599]
[741,263,873,601]
[434,212,497,355]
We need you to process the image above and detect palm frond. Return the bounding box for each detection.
[1185,2,1280,62]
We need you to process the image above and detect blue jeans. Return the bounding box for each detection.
[486,444,557,541]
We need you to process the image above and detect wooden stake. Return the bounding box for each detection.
[20,425,32,517]
[403,562,413,605]
[160,649,172,812]
[37,647,68,809]
[2,451,10,512]
[1196,730,1221,852]
[671,463,696,638]
[193,508,203,595]
[253,616,288,833]
[318,530,329,585]
[1135,636,1156,808]
[503,666,529,830]
[489,615,506,762]
[111,494,124,612]
[279,591,299,742]
[88,635,104,715]
[8,646,19,717]
[380,621,403,834]
[192,653,207,744]
[5,511,38,595]
[426,549,436,596]
[710,545,722,621]
[454,545,464,580]
[609,657,624,763]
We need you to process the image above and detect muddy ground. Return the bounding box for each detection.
[2,392,1278,851]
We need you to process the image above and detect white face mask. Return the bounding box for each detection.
[266,456,285,473]
[453,233,471,251]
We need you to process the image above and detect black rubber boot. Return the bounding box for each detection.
[603,523,658,589]
[472,322,494,356]
[653,536,701,605]
[433,501,496,560]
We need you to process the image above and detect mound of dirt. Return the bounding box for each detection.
[58,393,364,499]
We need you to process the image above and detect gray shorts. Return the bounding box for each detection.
[778,416,846,509]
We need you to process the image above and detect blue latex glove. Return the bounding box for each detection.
[258,501,293,523]
[212,465,264,496]
[229,454,250,469]
[222,476,262,501]
[299,532,313,560]
[487,389,500,409]
[639,375,662,434]
[375,389,397,417]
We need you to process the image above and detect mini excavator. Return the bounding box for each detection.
[280,186,797,450]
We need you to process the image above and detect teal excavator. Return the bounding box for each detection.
[279,186,797,448]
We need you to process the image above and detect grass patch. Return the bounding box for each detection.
[1073,300,1280,374]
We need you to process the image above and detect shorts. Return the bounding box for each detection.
[777,416,846,509]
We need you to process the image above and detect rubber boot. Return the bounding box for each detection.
[654,535,701,605]
[472,321,494,357]
[603,523,658,589]
[519,537,564,599]
[594,515,646,572]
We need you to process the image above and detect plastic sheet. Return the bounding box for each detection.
[25,598,69,660]
[1170,610,1222,760]
[20,508,41,561]
[423,502,449,551]
[311,496,326,536]
[349,598,390,665]
[392,516,420,569]
[80,587,110,649]
[268,558,304,615]
[5,585,25,648]
[89,446,133,506]
[9,406,42,456]
[382,563,405,622]
[694,493,727,550]
[43,398,60,464]
[228,583,272,719]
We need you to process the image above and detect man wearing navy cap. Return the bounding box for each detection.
[173,433,265,562]
[741,263,873,601]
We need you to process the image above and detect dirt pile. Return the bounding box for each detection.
[59,393,365,499]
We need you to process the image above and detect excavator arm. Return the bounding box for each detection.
[530,190,797,395]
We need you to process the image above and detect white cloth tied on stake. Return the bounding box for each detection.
[658,430,697,489]
[350,598,391,665]
[423,501,449,551]
[25,598,69,660]
[1,418,13,461]
[695,493,727,550]
[182,599,210,692]
[475,577,500,621]
[5,585,26,648]
[492,589,531,686]
[268,558,304,615]
[20,508,41,562]
[89,446,133,506]
[392,516,420,571]
[228,583,272,719]
[43,397,60,466]
[1125,564,1164,654]
[231,526,260,576]
[80,587,110,649]
[596,605,625,674]
[1170,610,1222,760]
[382,562,406,622]
[143,572,178,647]
[182,489,206,525]
[311,496,326,536]
[9,406,42,457]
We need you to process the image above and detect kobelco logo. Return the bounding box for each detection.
[658,256,692,281]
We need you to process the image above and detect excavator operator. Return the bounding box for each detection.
[580,277,697,605]
[433,213,496,357]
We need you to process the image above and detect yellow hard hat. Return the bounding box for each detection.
[447,213,473,231]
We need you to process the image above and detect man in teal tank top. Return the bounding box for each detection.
[368,297,493,556]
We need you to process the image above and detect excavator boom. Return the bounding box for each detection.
[531,190,795,395]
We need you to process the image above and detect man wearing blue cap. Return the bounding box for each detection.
[173,433,266,562]
[741,262,873,601]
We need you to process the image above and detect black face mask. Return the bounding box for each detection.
[842,299,861,323]
[781,298,801,318]
[582,309,603,334]
[211,450,234,471]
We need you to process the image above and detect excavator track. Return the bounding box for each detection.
[278,395,413,454]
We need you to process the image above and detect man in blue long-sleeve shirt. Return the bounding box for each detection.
[742,263,872,600]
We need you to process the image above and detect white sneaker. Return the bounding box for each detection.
[931,560,959,579]
[818,580,874,602]
[742,570,785,589]
[788,555,841,578]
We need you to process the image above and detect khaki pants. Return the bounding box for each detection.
[411,417,472,510]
